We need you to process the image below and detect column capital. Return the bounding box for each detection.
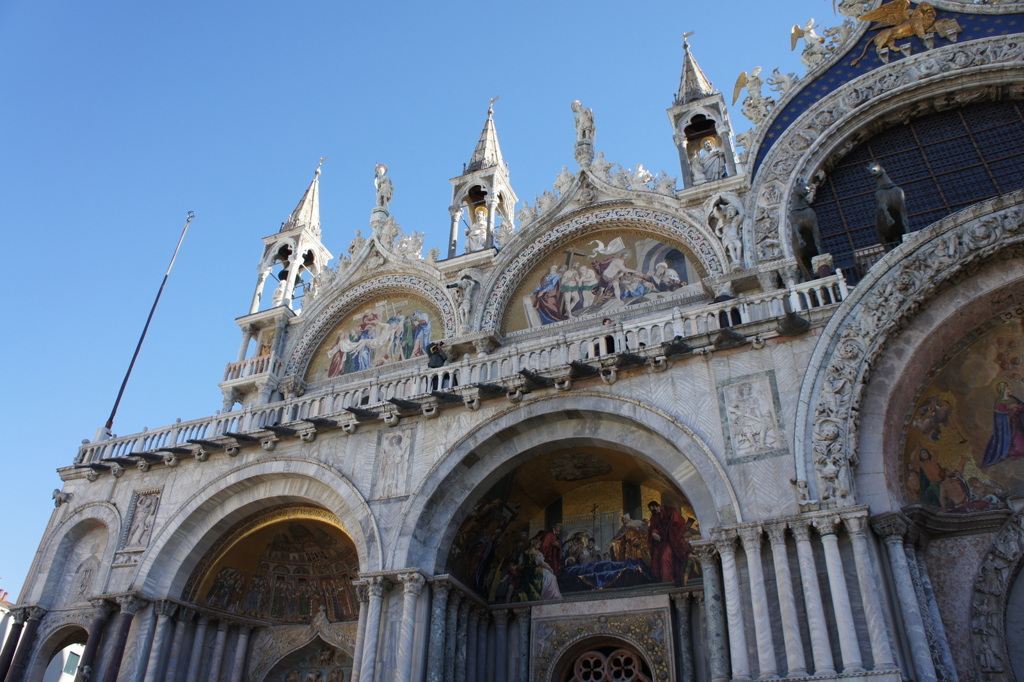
[870,512,910,543]
[713,533,738,555]
[430,578,451,599]
[10,608,28,625]
[25,606,48,621]
[449,205,464,219]
[117,594,147,615]
[236,625,252,637]
[789,518,814,542]
[812,515,842,537]
[468,606,482,624]
[690,540,718,564]
[196,614,211,627]
[842,513,868,537]
[155,600,179,618]
[670,592,691,608]
[512,606,531,619]
[216,619,230,632]
[177,607,196,624]
[736,525,764,550]
[354,581,370,604]
[491,608,510,627]
[89,599,115,617]
[398,572,426,597]
[764,523,789,546]
[448,588,463,608]
[367,576,391,599]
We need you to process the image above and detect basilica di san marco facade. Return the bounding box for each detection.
[5,1,1024,680]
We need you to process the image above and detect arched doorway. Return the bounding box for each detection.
[31,626,87,682]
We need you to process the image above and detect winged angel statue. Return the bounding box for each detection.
[733,67,775,126]
[791,19,828,69]
[851,0,937,65]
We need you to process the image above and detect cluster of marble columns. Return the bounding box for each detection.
[0,594,254,682]
[693,509,898,681]
[423,577,529,682]
[871,513,958,682]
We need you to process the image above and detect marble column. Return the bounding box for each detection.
[448,206,463,258]
[351,583,369,682]
[396,573,425,682]
[493,609,510,682]
[425,580,450,682]
[360,577,389,682]
[163,607,195,682]
[228,626,251,682]
[0,610,26,682]
[671,594,695,682]
[101,595,145,682]
[4,606,46,682]
[184,615,210,682]
[912,547,957,682]
[691,542,728,682]
[737,527,777,679]
[466,608,480,682]
[143,600,178,682]
[476,608,489,682]
[791,521,836,676]
[813,517,863,672]
[444,589,463,682]
[715,536,751,682]
[514,607,530,682]
[456,599,470,682]
[75,600,114,682]
[205,620,230,682]
[843,515,895,669]
[872,514,936,682]
[765,524,806,676]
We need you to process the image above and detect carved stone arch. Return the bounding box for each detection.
[479,205,727,331]
[249,629,357,682]
[536,613,670,682]
[134,459,381,597]
[283,274,456,378]
[23,619,90,682]
[792,191,1024,508]
[397,392,741,573]
[261,237,299,268]
[970,507,1024,681]
[748,36,1024,266]
[24,502,120,606]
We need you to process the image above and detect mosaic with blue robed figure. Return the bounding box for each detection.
[902,309,1024,512]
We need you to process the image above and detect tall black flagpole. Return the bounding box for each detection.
[102,211,195,435]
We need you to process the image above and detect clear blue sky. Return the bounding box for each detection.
[1,0,835,600]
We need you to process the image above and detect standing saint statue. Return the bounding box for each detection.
[571,100,594,142]
[466,206,488,252]
[374,163,394,212]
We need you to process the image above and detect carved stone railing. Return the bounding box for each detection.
[222,355,281,382]
[75,273,847,466]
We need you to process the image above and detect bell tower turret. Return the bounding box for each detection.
[667,34,739,189]
[447,99,518,257]
[221,160,334,411]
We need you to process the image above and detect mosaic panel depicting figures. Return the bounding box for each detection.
[903,309,1024,513]
[446,448,701,603]
[194,517,360,624]
[305,297,440,382]
[502,230,705,334]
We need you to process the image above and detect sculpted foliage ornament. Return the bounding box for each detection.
[805,195,1024,508]
[970,508,1024,681]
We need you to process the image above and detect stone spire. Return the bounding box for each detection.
[675,33,715,105]
[448,99,518,257]
[281,160,323,234]
[466,99,506,172]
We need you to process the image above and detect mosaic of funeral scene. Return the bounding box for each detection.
[192,516,360,624]
[447,448,701,603]
[502,230,704,333]
[305,297,440,382]
[902,308,1024,512]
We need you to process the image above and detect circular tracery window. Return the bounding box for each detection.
[566,646,652,682]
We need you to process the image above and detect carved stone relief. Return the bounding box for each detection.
[970,508,1024,682]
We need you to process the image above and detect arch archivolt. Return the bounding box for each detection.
[248,623,358,682]
[25,502,120,607]
[284,274,456,378]
[397,392,741,573]
[25,619,90,682]
[792,190,1024,509]
[970,507,1024,681]
[134,459,380,598]
[480,205,726,330]
[748,35,1024,264]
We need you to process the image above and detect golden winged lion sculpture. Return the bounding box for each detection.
[851,0,937,66]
